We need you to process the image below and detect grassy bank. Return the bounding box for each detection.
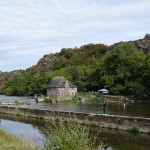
[0,118,103,150]
[0,129,39,150]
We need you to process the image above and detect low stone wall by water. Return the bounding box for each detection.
[0,106,150,134]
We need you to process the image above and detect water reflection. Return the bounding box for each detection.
[0,114,150,150]
[18,102,150,118]
[0,116,45,147]
[123,102,126,112]
[103,138,109,150]
[0,95,34,100]
[1,95,150,118]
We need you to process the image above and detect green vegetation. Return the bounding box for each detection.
[35,115,44,120]
[128,125,140,134]
[44,97,55,103]
[14,100,29,106]
[0,129,38,150]
[44,117,103,150]
[58,95,79,104]
[44,93,104,104]
[85,94,104,103]
[108,124,113,130]
[16,112,20,116]
[1,39,150,100]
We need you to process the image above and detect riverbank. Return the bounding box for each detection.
[0,105,150,135]
[0,129,38,150]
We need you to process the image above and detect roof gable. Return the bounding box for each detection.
[48,76,77,88]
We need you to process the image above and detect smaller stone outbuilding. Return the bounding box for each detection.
[47,76,77,100]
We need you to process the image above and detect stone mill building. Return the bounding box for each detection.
[47,76,77,100]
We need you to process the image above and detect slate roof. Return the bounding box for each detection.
[47,76,77,88]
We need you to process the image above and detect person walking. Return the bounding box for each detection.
[102,100,107,115]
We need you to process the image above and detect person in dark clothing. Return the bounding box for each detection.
[102,101,107,115]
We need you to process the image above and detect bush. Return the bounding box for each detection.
[108,124,113,130]
[128,125,140,134]
[94,95,105,103]
[44,117,103,150]
[85,94,104,103]
[36,115,44,120]
[44,97,54,103]
[58,96,79,104]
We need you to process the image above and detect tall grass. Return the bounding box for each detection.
[85,94,104,103]
[58,95,79,104]
[128,125,140,134]
[0,129,39,150]
[44,116,103,150]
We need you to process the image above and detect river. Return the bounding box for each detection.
[17,102,150,118]
[0,95,150,149]
[1,95,150,118]
[0,114,150,150]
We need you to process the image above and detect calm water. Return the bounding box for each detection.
[18,102,150,118]
[0,114,150,150]
[0,115,45,147]
[1,95,150,118]
[0,95,34,100]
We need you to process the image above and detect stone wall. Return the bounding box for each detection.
[47,87,77,100]
[0,106,150,133]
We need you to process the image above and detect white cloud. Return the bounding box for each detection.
[0,0,150,71]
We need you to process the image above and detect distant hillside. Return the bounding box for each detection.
[32,35,150,73]
[0,35,150,99]
[0,70,24,91]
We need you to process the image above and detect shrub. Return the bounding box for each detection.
[16,112,20,116]
[128,125,140,134]
[44,97,54,103]
[86,94,104,103]
[58,96,79,104]
[36,116,44,120]
[44,117,103,150]
[108,124,113,130]
[94,95,105,103]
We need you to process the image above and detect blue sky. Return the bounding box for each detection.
[0,0,150,72]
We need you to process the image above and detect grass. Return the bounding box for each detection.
[36,115,44,120]
[0,115,103,150]
[79,92,104,103]
[14,100,30,106]
[44,116,103,150]
[58,95,79,104]
[128,125,140,134]
[0,129,39,150]
[108,124,113,130]
[44,97,55,103]
[16,112,20,116]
